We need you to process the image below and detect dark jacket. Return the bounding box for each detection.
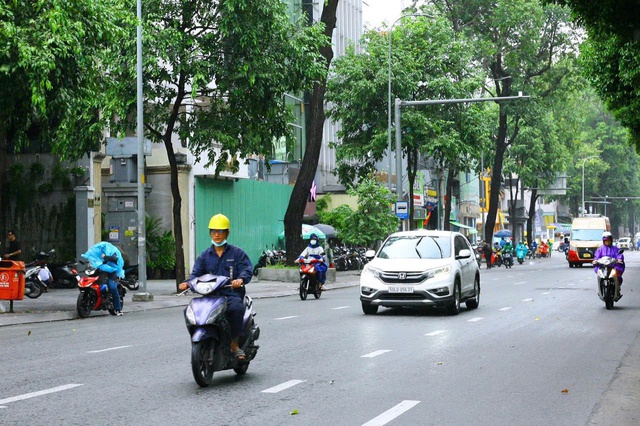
[189,244,253,298]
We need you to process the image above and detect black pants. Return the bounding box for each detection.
[225,295,244,339]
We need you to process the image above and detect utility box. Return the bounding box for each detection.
[110,157,137,183]
[103,194,139,265]
[0,260,26,300]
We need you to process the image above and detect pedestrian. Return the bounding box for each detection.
[179,214,253,361]
[4,230,23,261]
[482,241,493,269]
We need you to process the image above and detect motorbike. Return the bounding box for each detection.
[594,250,624,310]
[502,251,514,268]
[298,258,323,300]
[51,260,80,289]
[493,249,503,267]
[76,261,138,318]
[24,249,56,298]
[183,274,260,387]
[516,246,528,264]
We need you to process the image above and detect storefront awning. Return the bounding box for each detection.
[450,220,474,230]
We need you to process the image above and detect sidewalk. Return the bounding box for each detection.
[0,270,362,327]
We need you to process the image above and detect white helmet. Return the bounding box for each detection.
[602,231,613,240]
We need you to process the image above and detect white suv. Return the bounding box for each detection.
[617,237,632,250]
[360,230,480,315]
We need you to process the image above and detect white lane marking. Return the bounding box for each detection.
[514,281,526,285]
[86,345,132,354]
[425,330,446,336]
[542,292,550,295]
[0,384,83,405]
[362,400,421,426]
[332,306,350,310]
[274,316,298,320]
[261,380,306,394]
[499,307,512,311]
[522,298,534,302]
[467,317,484,322]
[491,278,500,281]
[361,350,392,358]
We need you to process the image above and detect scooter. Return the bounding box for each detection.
[76,260,138,318]
[51,260,80,289]
[516,246,528,264]
[594,250,624,310]
[24,249,56,298]
[183,274,260,387]
[502,251,514,268]
[298,258,324,300]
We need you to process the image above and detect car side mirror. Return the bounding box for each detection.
[365,249,376,259]
[456,249,471,259]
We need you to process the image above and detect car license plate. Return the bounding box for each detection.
[583,253,591,258]
[388,286,414,293]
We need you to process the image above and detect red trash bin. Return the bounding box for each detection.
[0,260,26,300]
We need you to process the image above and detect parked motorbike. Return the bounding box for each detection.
[121,264,139,289]
[51,260,80,289]
[594,250,624,310]
[24,249,56,298]
[298,258,323,300]
[76,260,138,318]
[183,274,260,387]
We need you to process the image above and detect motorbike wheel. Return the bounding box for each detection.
[25,281,43,299]
[314,281,322,299]
[76,291,94,318]
[191,340,215,387]
[605,282,615,310]
[234,363,249,375]
[299,277,308,300]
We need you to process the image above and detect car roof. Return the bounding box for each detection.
[388,229,462,238]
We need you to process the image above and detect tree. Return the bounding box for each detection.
[0,0,131,227]
[284,0,339,265]
[96,0,328,285]
[338,178,399,249]
[326,11,488,228]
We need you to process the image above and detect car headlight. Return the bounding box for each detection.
[362,265,382,279]
[425,266,451,279]
[569,245,577,252]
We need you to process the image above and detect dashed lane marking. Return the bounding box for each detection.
[468,317,484,322]
[332,306,350,310]
[261,380,306,394]
[499,307,512,311]
[361,350,392,358]
[542,292,550,295]
[274,316,299,320]
[425,330,446,336]
[514,281,526,285]
[362,400,421,426]
[0,384,83,406]
[87,345,132,354]
[522,298,534,302]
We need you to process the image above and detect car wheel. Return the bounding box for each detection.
[362,302,378,315]
[466,275,480,310]
[448,281,461,315]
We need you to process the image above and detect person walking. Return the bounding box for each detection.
[4,230,23,261]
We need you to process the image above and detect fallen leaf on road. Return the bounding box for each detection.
[535,317,539,321]
[27,330,31,336]
[290,409,299,415]
[437,361,443,365]
[561,389,569,394]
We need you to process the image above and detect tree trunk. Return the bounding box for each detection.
[0,131,6,232]
[443,167,455,231]
[284,0,339,264]
[484,104,509,242]
[527,188,539,246]
[164,135,186,288]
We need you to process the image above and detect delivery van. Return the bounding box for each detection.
[567,215,610,268]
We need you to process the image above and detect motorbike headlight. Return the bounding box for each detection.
[597,269,606,279]
[194,280,215,295]
[206,304,225,325]
[362,265,382,279]
[425,266,451,279]
[185,305,196,325]
[609,269,617,278]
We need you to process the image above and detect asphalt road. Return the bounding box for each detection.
[1,253,639,425]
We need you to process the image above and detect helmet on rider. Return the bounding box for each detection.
[208,214,230,230]
[602,231,613,245]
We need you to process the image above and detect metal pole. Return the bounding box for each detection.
[135,0,150,299]
[387,14,433,191]
[581,156,597,217]
[395,98,402,204]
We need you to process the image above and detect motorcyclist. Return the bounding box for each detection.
[539,240,549,257]
[82,242,125,316]
[493,242,502,266]
[593,231,625,301]
[502,239,514,266]
[515,240,528,261]
[295,233,327,290]
[178,214,253,360]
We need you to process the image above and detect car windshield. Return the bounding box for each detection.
[378,235,451,259]
[619,238,630,242]
[571,229,605,241]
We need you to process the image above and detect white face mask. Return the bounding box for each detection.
[212,239,227,247]
[310,239,317,245]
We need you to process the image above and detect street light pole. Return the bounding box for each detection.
[387,13,433,190]
[581,156,597,216]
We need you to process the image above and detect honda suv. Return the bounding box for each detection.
[360,230,480,315]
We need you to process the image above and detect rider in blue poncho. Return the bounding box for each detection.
[82,242,125,315]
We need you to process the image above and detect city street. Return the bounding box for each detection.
[1,253,640,425]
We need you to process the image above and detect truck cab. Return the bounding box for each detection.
[567,215,610,268]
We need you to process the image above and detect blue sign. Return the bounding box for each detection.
[395,201,409,219]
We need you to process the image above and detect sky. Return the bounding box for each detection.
[362,0,404,29]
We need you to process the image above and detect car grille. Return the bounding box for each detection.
[380,293,427,301]
[379,271,425,284]
[578,248,595,258]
